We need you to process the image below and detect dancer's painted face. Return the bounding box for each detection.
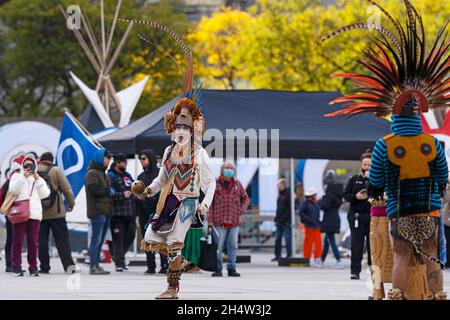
[173,124,192,146]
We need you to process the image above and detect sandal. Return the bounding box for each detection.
[155,289,179,299]
[430,290,447,300]
[182,262,191,272]
[384,288,407,300]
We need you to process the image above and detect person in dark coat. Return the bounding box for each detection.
[299,188,322,267]
[318,170,343,268]
[1,163,21,272]
[344,150,372,280]
[271,179,292,262]
[85,148,112,275]
[135,150,168,274]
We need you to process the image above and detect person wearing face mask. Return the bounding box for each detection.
[208,161,249,277]
[343,149,372,280]
[107,153,137,272]
[137,98,216,299]
[126,20,216,299]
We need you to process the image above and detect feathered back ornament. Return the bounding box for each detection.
[320,0,450,117]
[118,18,205,135]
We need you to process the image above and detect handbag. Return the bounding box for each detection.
[198,227,218,272]
[0,191,18,215]
[191,190,206,229]
[8,181,35,225]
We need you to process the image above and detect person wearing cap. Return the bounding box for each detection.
[208,161,249,277]
[0,162,22,272]
[299,187,322,267]
[85,148,112,275]
[107,153,137,272]
[37,152,76,274]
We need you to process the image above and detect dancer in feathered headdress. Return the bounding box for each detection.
[322,0,449,300]
[122,19,216,299]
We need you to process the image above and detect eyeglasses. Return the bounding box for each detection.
[140,157,147,161]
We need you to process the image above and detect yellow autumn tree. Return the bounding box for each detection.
[190,0,449,93]
[188,6,252,89]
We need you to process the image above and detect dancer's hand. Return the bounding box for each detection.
[144,186,152,197]
[196,203,208,215]
[131,180,149,197]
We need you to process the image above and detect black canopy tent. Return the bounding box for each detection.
[99,90,391,160]
[99,89,392,258]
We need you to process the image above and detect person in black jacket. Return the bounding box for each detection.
[299,188,323,267]
[135,150,168,274]
[318,170,343,268]
[344,150,372,279]
[271,179,292,261]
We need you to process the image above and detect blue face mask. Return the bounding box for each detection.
[223,168,234,178]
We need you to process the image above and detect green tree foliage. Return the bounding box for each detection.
[0,0,191,119]
[1,0,448,119]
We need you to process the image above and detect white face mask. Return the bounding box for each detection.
[172,128,191,146]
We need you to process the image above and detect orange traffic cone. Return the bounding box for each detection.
[100,240,112,263]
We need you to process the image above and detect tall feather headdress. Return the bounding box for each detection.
[118,18,204,135]
[321,0,450,117]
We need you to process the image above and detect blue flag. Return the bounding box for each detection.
[56,113,100,197]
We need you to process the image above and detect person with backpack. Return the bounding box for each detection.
[37,152,76,274]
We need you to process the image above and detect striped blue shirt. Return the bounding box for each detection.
[369,115,448,217]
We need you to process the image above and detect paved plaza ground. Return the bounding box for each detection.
[1,251,449,300]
